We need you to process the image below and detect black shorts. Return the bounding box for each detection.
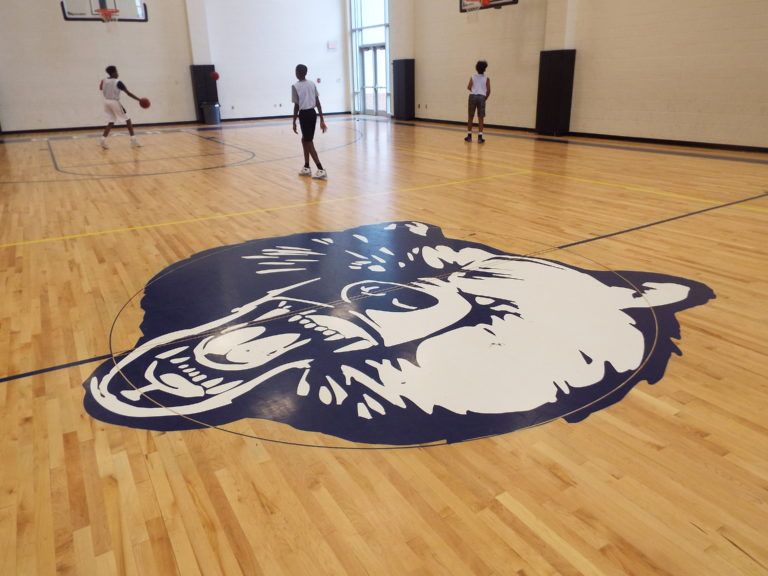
[298,109,317,142]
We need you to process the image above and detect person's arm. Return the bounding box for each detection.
[291,85,299,133]
[316,87,326,132]
[467,77,473,91]
[99,79,104,91]
[118,81,140,102]
[486,78,491,100]
[292,103,300,133]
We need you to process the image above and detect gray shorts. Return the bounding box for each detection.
[468,94,486,118]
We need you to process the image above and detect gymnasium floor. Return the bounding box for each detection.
[1,116,767,575]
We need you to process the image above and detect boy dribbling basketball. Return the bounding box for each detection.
[466,60,491,143]
[292,64,327,179]
[100,65,142,149]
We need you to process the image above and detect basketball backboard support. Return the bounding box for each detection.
[459,0,518,12]
[60,0,148,22]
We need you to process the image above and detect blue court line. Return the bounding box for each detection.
[1,190,765,386]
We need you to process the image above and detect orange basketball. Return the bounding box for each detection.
[139,97,151,109]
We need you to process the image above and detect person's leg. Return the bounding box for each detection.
[309,141,326,179]
[101,122,114,148]
[298,110,315,175]
[127,119,142,147]
[478,98,486,143]
[466,96,475,141]
[300,110,324,178]
[478,115,485,143]
[307,142,322,169]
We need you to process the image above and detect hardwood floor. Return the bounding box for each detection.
[1,117,766,575]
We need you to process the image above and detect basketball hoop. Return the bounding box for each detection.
[463,0,487,22]
[95,8,119,22]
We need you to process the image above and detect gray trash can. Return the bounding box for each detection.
[202,102,221,125]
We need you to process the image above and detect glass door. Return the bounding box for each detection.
[350,0,389,115]
[360,45,388,116]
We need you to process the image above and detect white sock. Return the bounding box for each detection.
[479,132,484,137]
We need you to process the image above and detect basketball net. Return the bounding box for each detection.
[464,0,483,23]
[96,8,119,31]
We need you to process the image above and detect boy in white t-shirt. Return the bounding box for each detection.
[292,64,328,179]
[100,65,142,149]
[466,60,491,143]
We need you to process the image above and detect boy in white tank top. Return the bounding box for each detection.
[466,60,491,143]
[99,65,143,149]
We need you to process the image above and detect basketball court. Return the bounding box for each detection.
[1,1,767,575]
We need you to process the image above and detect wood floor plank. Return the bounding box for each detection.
[1,118,766,574]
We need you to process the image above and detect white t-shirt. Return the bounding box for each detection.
[102,77,126,101]
[470,74,488,96]
[292,80,319,111]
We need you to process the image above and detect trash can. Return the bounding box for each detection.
[201,102,221,125]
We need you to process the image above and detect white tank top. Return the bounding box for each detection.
[470,74,488,96]
[102,78,123,101]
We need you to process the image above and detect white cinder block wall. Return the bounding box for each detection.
[2,0,764,145]
[569,0,768,147]
[205,0,350,120]
[388,0,768,148]
[0,0,349,132]
[407,0,547,130]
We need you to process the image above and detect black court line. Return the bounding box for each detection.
[54,149,240,170]
[5,116,767,166]
[0,116,357,145]
[47,131,257,178]
[46,139,62,172]
[0,354,114,384]
[393,120,768,166]
[1,121,363,185]
[2,189,766,386]
[556,191,768,250]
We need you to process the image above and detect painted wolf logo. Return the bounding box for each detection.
[84,222,713,445]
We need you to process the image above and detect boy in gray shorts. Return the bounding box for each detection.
[466,60,491,143]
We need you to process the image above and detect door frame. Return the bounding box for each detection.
[359,43,388,116]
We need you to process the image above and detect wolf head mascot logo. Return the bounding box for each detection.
[84,222,713,445]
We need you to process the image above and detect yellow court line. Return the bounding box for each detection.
[395,143,768,214]
[0,170,529,250]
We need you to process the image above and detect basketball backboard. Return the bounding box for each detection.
[60,0,148,22]
[459,0,519,12]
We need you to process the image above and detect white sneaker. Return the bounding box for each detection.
[130,137,143,148]
[298,166,312,176]
[100,138,109,150]
[312,169,327,180]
